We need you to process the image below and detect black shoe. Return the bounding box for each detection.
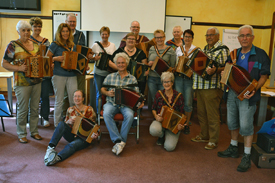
[217,144,239,158]
[131,119,137,128]
[237,153,251,172]
[156,135,165,146]
[183,126,190,135]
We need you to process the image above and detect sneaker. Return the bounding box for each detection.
[183,126,190,135]
[46,154,61,166]
[237,153,251,172]
[191,135,208,142]
[112,141,126,155]
[43,120,50,127]
[217,144,239,158]
[26,123,29,129]
[205,142,217,150]
[44,146,57,166]
[156,135,165,146]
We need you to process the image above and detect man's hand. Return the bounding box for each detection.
[206,65,216,75]
[243,90,255,99]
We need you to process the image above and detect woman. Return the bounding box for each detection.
[29,17,51,127]
[175,29,196,133]
[165,26,184,50]
[46,23,78,127]
[111,32,148,95]
[1,20,42,143]
[149,72,185,151]
[44,90,98,166]
[148,29,176,101]
[91,26,117,112]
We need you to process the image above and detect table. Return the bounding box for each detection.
[0,72,13,112]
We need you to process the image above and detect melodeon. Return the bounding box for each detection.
[115,88,144,111]
[186,49,218,80]
[135,38,156,58]
[151,57,173,76]
[220,63,258,101]
[95,52,110,71]
[160,106,187,134]
[175,56,192,77]
[62,51,88,75]
[127,61,149,82]
[71,116,100,143]
[23,56,53,78]
[76,45,93,59]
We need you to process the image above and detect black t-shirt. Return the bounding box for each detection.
[111,47,146,63]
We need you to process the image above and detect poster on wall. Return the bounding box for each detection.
[222,29,241,51]
[52,10,87,46]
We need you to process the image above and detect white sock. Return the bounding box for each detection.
[230,139,238,146]
[244,147,251,154]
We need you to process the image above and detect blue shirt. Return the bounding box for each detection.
[237,51,250,71]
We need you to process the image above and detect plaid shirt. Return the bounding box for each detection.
[102,71,139,104]
[193,40,229,89]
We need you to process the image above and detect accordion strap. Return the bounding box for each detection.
[187,47,199,57]
[230,49,237,65]
[102,83,138,88]
[158,90,182,109]
[77,32,83,45]
[73,105,89,118]
[96,41,107,54]
[53,41,72,52]
[154,45,171,58]
[179,45,186,56]
[139,35,144,43]
[13,40,35,56]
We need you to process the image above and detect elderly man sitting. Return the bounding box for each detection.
[101,52,144,156]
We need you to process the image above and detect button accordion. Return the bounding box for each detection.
[160,106,187,134]
[127,61,149,82]
[175,56,193,77]
[115,88,144,111]
[95,52,111,71]
[151,57,173,77]
[220,63,258,101]
[24,56,53,78]
[71,116,100,143]
[135,38,156,58]
[76,45,93,59]
[62,51,88,75]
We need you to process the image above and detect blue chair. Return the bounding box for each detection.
[0,94,13,132]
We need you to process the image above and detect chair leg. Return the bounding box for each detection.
[1,117,5,132]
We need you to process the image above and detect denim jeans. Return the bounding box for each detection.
[49,121,89,160]
[94,73,107,113]
[148,76,164,101]
[174,75,193,112]
[103,102,134,143]
[40,78,52,120]
[227,89,256,136]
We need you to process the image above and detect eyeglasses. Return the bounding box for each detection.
[127,38,136,41]
[131,26,140,29]
[205,34,218,37]
[238,34,253,39]
[155,36,165,40]
[184,36,192,39]
[163,81,172,84]
[68,21,76,24]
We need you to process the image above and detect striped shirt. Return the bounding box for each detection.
[193,40,229,89]
[102,71,139,104]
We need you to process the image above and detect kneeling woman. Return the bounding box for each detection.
[149,72,185,151]
[44,90,98,166]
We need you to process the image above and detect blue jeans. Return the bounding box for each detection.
[174,75,193,112]
[148,76,164,101]
[103,102,134,143]
[227,89,256,136]
[40,78,52,120]
[49,121,89,160]
[94,73,107,113]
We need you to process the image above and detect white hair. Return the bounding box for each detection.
[161,71,174,83]
[173,26,182,32]
[114,52,130,66]
[66,13,77,21]
[207,27,219,34]
[131,20,140,27]
[238,25,254,36]
[16,20,31,32]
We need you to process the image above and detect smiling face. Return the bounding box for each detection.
[100,31,109,42]
[66,15,77,32]
[31,23,42,35]
[155,32,165,47]
[61,27,70,41]
[116,57,128,72]
[172,27,182,39]
[18,28,31,40]
[73,91,84,105]
[238,27,254,50]
[206,29,219,48]
[162,79,173,91]
[130,21,140,35]
[183,32,193,46]
[126,35,136,48]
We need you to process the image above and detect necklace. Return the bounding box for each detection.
[127,48,135,53]
[241,50,250,60]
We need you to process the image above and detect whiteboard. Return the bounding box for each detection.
[165,16,192,42]
[52,10,87,46]
[81,0,166,33]
[222,29,241,51]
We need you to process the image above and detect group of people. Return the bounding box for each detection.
[1,14,271,173]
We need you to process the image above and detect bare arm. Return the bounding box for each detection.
[101,87,115,97]
[1,59,27,72]
[244,75,268,99]
[46,50,64,62]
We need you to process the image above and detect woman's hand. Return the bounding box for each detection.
[144,69,150,76]
[91,132,99,139]
[18,63,28,72]
[66,118,75,125]
[148,61,154,67]
[55,56,64,62]
[155,114,163,122]
[93,54,101,61]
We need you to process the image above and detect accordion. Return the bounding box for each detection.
[71,116,100,143]
[95,52,110,71]
[62,51,88,75]
[151,57,173,77]
[24,56,53,78]
[76,45,93,59]
[160,106,187,134]
[175,56,192,77]
[115,88,144,111]
[220,63,258,101]
[186,49,218,80]
[135,38,156,58]
[127,61,149,82]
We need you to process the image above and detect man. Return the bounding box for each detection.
[218,25,270,172]
[191,27,229,150]
[101,52,144,156]
[119,21,149,48]
[165,26,184,50]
